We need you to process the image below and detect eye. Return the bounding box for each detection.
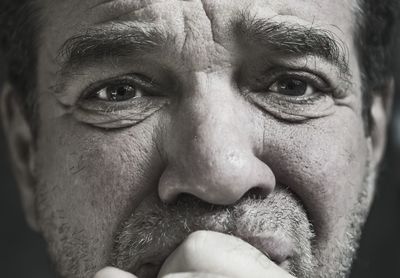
[268,78,315,97]
[91,83,144,102]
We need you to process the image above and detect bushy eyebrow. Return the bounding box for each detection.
[57,14,350,79]
[233,13,350,77]
[57,21,168,71]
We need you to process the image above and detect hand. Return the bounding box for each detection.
[94,267,226,278]
[158,231,295,278]
[94,231,296,278]
[94,267,137,278]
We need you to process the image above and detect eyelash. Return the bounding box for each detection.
[81,74,159,101]
[79,69,335,107]
[264,71,332,95]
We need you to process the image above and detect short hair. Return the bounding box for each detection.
[355,0,398,129]
[0,0,398,124]
[0,1,40,112]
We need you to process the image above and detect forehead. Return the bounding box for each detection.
[43,0,357,25]
[40,0,358,61]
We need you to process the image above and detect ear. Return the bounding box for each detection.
[369,77,395,168]
[0,83,39,231]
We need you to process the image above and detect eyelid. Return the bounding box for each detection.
[261,69,332,93]
[80,73,162,100]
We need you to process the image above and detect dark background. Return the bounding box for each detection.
[1,35,400,278]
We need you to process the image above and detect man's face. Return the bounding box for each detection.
[7,0,388,277]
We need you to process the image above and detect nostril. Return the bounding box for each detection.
[175,193,224,208]
[158,166,182,204]
[166,193,204,206]
[158,154,276,206]
[243,186,271,200]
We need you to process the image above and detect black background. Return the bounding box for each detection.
[0,36,399,278]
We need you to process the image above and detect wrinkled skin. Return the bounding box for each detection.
[0,0,392,277]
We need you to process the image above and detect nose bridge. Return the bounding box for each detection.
[158,72,275,205]
[170,72,250,172]
[185,74,248,155]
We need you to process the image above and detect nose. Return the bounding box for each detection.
[158,73,275,205]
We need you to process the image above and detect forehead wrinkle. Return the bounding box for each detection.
[174,0,237,72]
[89,0,118,10]
[86,0,172,24]
[52,0,355,84]
[88,0,156,11]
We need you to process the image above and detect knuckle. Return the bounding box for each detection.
[93,267,136,278]
[180,230,210,257]
[162,273,227,278]
[93,267,114,278]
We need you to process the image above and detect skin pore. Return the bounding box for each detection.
[0,0,392,277]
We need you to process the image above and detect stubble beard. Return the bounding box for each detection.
[37,162,376,278]
[111,187,315,277]
[111,168,375,278]
[312,166,376,278]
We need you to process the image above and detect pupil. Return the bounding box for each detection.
[116,87,126,95]
[279,79,307,96]
[107,85,136,101]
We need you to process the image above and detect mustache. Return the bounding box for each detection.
[110,186,315,277]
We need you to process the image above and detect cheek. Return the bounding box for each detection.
[35,115,162,262]
[262,108,369,238]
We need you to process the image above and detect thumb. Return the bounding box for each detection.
[94,267,138,278]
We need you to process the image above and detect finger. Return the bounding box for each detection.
[158,231,295,278]
[162,272,228,278]
[94,267,138,278]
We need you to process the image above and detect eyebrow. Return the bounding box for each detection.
[233,13,350,76]
[57,14,350,78]
[57,21,168,71]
